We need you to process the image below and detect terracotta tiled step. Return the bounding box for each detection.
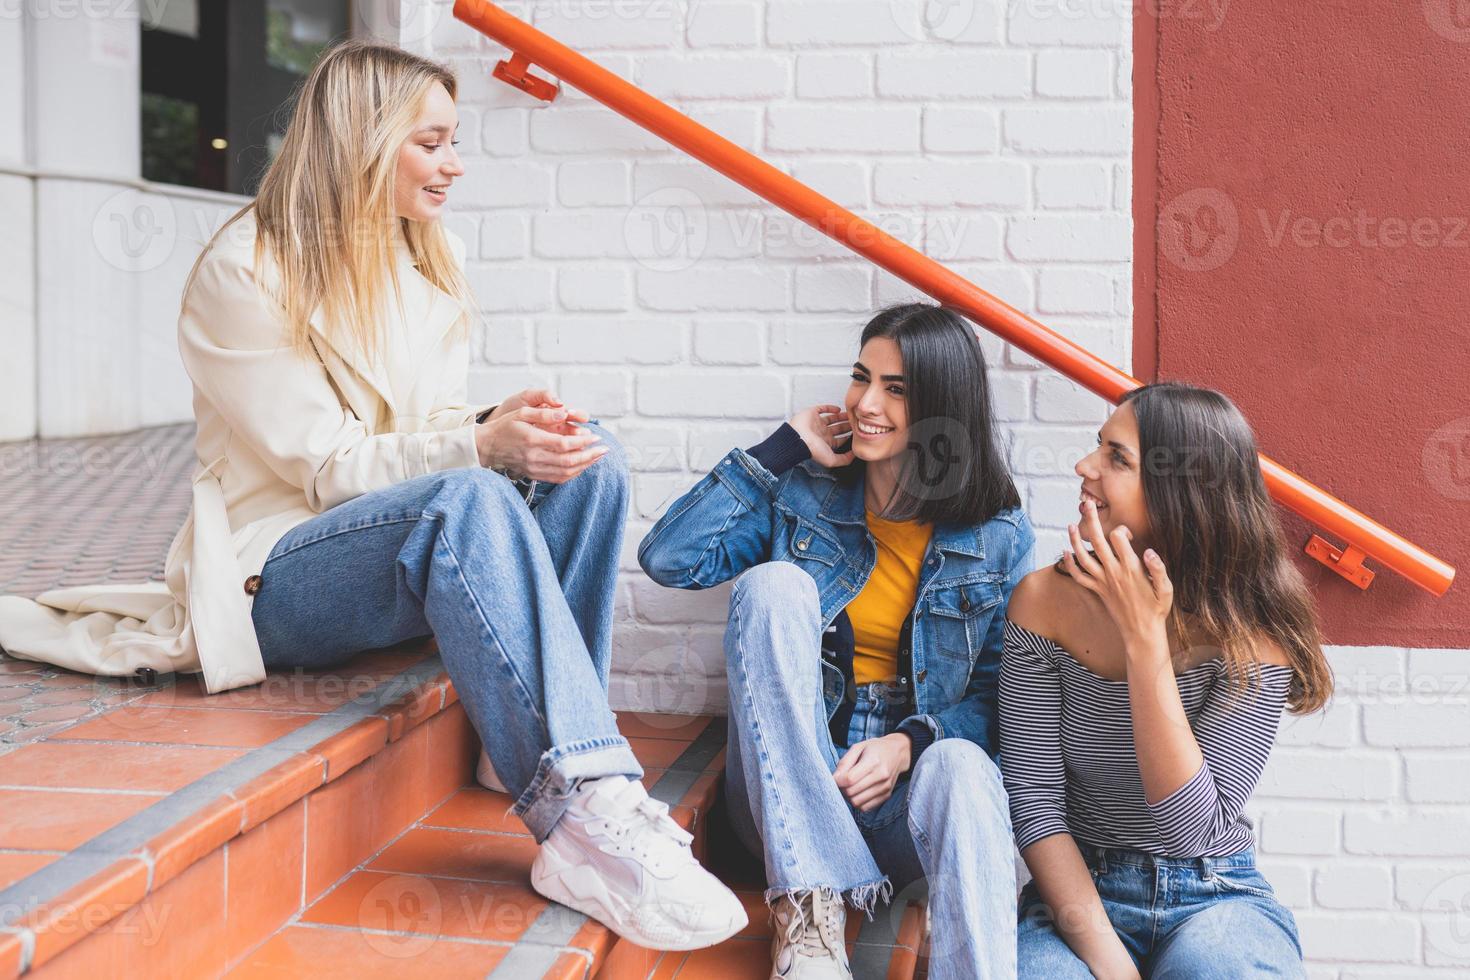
[0,638,919,980]
[0,632,723,979]
[226,716,729,978]
[0,640,471,977]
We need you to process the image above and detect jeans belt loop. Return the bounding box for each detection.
[1200,855,1215,880]
[1095,847,1109,875]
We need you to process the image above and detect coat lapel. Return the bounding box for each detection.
[306,309,397,418]
[305,243,461,427]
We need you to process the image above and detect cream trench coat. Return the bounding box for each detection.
[0,210,495,693]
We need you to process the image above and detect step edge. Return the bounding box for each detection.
[0,656,456,974]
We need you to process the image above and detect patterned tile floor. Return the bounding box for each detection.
[0,423,195,596]
[0,423,198,753]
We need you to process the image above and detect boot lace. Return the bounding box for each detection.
[781,889,844,960]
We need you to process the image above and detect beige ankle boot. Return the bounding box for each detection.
[769,888,851,979]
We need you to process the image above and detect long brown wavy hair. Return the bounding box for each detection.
[1121,382,1332,714]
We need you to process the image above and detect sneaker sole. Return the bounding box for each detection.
[529,842,746,952]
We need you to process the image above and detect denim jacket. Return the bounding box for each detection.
[637,423,1035,762]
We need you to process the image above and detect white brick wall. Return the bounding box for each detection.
[1254,648,1470,976]
[415,0,1131,687]
[408,4,1469,971]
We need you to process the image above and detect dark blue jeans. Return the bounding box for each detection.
[1017,842,1305,978]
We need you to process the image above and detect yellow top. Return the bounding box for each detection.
[848,506,934,686]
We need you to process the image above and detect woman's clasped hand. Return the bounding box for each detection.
[476,387,609,483]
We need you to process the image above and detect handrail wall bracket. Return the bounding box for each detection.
[1306,535,1376,591]
[492,53,559,102]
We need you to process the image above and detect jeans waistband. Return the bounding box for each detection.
[1077,842,1257,874]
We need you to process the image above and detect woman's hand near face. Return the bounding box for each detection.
[833,733,910,811]
[790,404,855,468]
[1061,499,1174,647]
[476,388,606,483]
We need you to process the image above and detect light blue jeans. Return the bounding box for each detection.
[248,421,643,842]
[1017,842,1305,978]
[721,561,1016,980]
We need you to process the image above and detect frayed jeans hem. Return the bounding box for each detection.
[764,876,894,922]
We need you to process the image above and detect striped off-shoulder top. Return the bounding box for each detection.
[998,619,1294,858]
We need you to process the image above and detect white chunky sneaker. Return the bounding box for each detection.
[476,748,507,793]
[770,888,851,979]
[530,775,748,951]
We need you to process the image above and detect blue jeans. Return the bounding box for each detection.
[721,562,1016,980]
[247,421,642,842]
[1017,842,1305,979]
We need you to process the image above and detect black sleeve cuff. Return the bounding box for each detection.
[745,422,812,476]
[897,717,937,768]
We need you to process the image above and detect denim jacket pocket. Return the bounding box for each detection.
[924,577,1001,664]
[784,515,843,568]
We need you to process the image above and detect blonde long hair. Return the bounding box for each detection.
[184,39,473,367]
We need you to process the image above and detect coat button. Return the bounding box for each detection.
[960,597,971,612]
[796,538,809,551]
[917,668,928,683]
[243,574,263,595]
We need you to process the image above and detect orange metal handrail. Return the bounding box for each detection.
[451,0,1455,598]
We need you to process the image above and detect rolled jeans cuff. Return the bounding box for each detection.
[512,735,644,842]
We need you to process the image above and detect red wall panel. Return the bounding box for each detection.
[1135,3,1469,646]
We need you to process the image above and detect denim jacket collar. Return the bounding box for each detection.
[809,462,987,558]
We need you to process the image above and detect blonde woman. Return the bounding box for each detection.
[0,40,744,951]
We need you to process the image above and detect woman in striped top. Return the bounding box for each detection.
[999,383,1333,979]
